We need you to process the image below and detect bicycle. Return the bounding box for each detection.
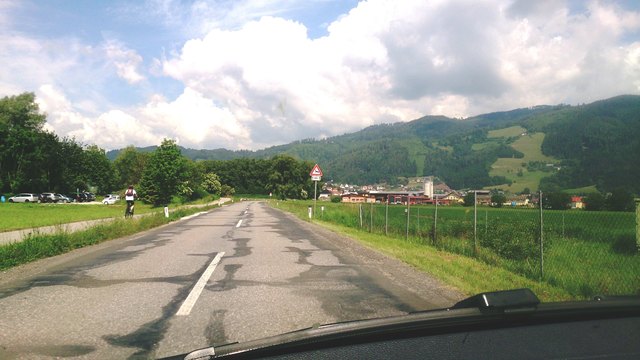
[125,201,135,218]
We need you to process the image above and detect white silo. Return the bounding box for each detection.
[424,178,434,198]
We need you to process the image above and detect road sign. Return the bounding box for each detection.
[311,175,321,181]
[309,164,323,177]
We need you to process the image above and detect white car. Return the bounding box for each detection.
[102,195,120,205]
[8,193,39,203]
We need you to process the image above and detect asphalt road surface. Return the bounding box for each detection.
[0,201,462,359]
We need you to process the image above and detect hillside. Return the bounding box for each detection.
[107,95,640,194]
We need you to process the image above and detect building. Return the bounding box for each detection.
[505,195,531,207]
[341,193,376,203]
[571,196,584,209]
[440,191,464,204]
[424,178,434,198]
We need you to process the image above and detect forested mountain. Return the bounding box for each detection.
[108,95,640,194]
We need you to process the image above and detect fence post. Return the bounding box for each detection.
[485,210,488,236]
[359,204,363,228]
[539,190,544,280]
[636,199,640,253]
[406,198,410,241]
[385,199,389,236]
[434,198,438,245]
[474,191,478,256]
[370,202,373,233]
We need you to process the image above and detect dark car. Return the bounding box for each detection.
[39,192,60,203]
[38,193,71,203]
[71,193,88,202]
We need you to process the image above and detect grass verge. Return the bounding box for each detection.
[0,202,157,232]
[320,222,571,302]
[273,201,576,302]
[0,204,220,271]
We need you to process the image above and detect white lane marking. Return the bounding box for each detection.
[176,252,225,316]
[236,219,243,228]
[181,211,207,221]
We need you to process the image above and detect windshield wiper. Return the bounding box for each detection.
[450,288,540,313]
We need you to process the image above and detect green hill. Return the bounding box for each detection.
[107,95,640,194]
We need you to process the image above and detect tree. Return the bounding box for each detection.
[114,146,148,189]
[491,193,507,207]
[265,155,312,200]
[584,192,606,211]
[83,145,117,194]
[0,93,47,192]
[543,192,571,210]
[138,139,189,206]
[220,184,235,197]
[606,188,635,212]
[202,173,222,195]
[463,192,475,207]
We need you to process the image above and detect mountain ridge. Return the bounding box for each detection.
[107,95,640,194]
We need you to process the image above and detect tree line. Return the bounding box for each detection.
[0,93,116,194]
[1,93,314,205]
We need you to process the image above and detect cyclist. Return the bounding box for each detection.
[124,185,137,217]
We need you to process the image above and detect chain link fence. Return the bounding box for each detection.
[318,195,639,298]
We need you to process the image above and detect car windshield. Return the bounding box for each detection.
[0,1,638,359]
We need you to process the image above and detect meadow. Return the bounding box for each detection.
[0,203,222,270]
[0,202,157,232]
[471,125,562,193]
[276,201,639,299]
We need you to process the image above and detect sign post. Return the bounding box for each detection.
[309,164,323,218]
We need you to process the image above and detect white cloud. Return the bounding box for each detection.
[37,85,251,150]
[140,88,251,149]
[160,0,640,148]
[5,0,640,151]
[104,40,145,84]
[37,85,155,147]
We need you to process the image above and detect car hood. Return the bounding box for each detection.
[159,289,640,360]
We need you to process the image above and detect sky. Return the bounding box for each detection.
[1,0,640,151]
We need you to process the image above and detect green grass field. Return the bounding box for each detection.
[562,185,599,194]
[402,137,427,177]
[276,201,639,300]
[0,204,222,270]
[488,132,558,192]
[0,202,158,231]
[510,133,556,162]
[488,125,527,138]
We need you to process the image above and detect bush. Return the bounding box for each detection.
[480,221,544,260]
[611,234,638,255]
[220,185,235,197]
[330,196,342,203]
[190,187,209,201]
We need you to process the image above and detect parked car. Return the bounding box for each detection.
[56,194,72,203]
[72,192,97,202]
[84,192,96,202]
[8,193,39,203]
[102,195,120,205]
[70,193,88,202]
[39,192,59,203]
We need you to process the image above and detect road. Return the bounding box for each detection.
[0,201,462,359]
